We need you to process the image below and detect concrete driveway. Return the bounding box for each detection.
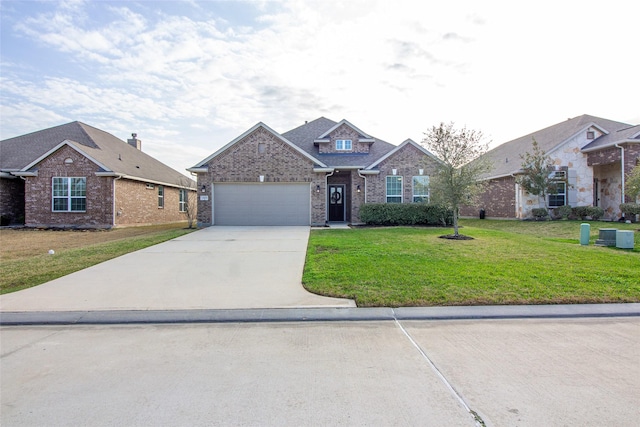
[0,226,355,311]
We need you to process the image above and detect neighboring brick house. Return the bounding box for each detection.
[460,115,640,220]
[189,117,440,226]
[0,121,196,228]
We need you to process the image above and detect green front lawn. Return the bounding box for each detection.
[302,220,640,307]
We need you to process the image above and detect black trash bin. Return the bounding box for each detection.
[479,209,486,219]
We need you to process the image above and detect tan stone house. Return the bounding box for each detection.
[189,117,440,226]
[0,121,196,228]
[461,115,640,220]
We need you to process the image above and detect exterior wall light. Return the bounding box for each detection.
[419,169,424,176]
[259,175,265,182]
[316,185,321,193]
[356,185,361,193]
[201,184,206,193]
[392,169,397,175]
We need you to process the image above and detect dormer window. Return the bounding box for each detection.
[336,139,352,151]
[587,131,595,139]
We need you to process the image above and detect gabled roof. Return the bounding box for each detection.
[0,121,194,188]
[366,139,441,169]
[480,114,636,179]
[282,117,398,168]
[313,119,375,143]
[582,124,640,152]
[190,121,327,169]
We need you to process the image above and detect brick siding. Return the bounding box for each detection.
[115,179,191,226]
[366,144,439,206]
[460,176,516,218]
[24,145,114,228]
[197,127,326,225]
[21,145,191,228]
[319,124,371,154]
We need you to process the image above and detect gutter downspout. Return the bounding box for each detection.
[357,170,368,204]
[324,170,335,224]
[112,174,123,227]
[615,144,625,217]
[511,174,519,219]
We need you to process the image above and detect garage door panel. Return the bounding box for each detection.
[214,183,310,225]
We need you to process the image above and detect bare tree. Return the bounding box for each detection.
[422,122,492,237]
[178,176,198,228]
[515,138,559,215]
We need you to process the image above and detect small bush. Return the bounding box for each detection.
[556,205,572,219]
[531,208,549,220]
[587,206,604,220]
[359,203,453,226]
[620,203,640,215]
[571,206,605,220]
[572,206,590,220]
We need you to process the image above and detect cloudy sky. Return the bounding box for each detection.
[1,0,638,176]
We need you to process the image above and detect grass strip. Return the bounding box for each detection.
[303,222,640,307]
[1,228,193,294]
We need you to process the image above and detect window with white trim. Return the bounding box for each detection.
[335,139,352,151]
[52,177,86,212]
[158,185,164,208]
[548,171,566,207]
[412,176,430,203]
[179,189,187,212]
[386,176,403,203]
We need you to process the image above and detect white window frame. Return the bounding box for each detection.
[52,177,86,212]
[158,185,164,208]
[548,171,567,207]
[386,176,403,203]
[412,176,430,203]
[335,139,352,151]
[179,188,187,212]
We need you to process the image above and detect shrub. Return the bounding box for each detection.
[531,208,549,220]
[572,206,590,220]
[359,203,453,226]
[587,206,604,220]
[556,205,572,219]
[620,203,640,222]
[571,206,604,220]
[620,203,640,215]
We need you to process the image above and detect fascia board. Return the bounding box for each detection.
[581,139,640,153]
[20,140,111,172]
[192,122,327,168]
[330,166,367,170]
[366,139,441,170]
[100,173,195,189]
[540,122,610,156]
[186,167,208,173]
[316,119,374,140]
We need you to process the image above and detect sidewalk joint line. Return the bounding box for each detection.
[392,309,486,427]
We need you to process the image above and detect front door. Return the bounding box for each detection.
[328,185,345,222]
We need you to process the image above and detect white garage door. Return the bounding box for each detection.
[213,183,311,225]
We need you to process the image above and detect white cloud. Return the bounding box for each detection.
[1,0,638,176]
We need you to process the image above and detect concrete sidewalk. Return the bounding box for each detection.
[0,226,355,312]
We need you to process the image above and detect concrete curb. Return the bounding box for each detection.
[1,303,639,326]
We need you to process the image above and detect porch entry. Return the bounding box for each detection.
[328,184,345,222]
